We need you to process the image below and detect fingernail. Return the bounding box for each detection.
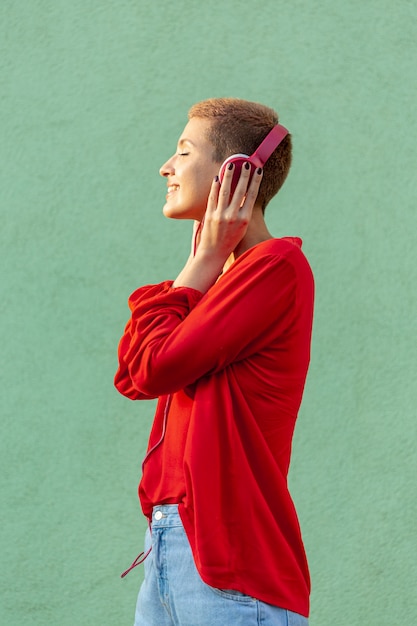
[257,167,263,175]
[244,162,250,170]
[214,175,219,182]
[228,162,234,170]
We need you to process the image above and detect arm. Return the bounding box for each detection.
[115,251,298,398]
[114,281,202,399]
[115,162,262,398]
[114,165,300,398]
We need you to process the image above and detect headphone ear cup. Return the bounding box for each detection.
[218,155,255,197]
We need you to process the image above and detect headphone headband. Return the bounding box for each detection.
[218,123,290,194]
[250,124,289,168]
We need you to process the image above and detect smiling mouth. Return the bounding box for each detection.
[167,185,179,194]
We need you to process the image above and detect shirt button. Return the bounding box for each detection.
[154,510,163,521]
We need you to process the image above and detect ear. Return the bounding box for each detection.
[218,154,254,196]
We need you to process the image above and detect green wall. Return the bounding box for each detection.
[1,2,416,624]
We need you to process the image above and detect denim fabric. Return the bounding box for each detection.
[134,505,308,626]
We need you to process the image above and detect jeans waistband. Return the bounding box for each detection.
[151,504,182,528]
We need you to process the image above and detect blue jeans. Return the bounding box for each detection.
[134,505,308,626]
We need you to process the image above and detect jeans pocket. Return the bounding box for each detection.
[209,586,255,603]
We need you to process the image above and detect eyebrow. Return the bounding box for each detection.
[178,138,195,147]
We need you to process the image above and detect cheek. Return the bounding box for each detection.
[183,175,209,206]
[196,167,218,197]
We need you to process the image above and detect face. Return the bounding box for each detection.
[159,117,221,221]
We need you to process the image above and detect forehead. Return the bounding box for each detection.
[178,117,214,147]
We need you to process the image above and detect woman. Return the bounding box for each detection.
[115,98,314,626]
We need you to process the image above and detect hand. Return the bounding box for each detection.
[196,162,263,261]
[174,163,263,293]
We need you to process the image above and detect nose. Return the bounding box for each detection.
[159,155,175,178]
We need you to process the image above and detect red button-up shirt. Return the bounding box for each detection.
[115,237,314,617]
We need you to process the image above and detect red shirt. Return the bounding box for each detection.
[115,237,314,617]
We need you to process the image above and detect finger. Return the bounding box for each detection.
[240,167,263,212]
[192,219,204,255]
[206,174,221,215]
[217,163,236,209]
[227,162,253,210]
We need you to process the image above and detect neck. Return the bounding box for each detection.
[224,207,273,270]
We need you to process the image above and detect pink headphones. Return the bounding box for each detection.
[218,124,289,195]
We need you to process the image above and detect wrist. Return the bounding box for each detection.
[173,250,224,292]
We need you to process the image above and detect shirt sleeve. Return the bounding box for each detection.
[114,252,300,398]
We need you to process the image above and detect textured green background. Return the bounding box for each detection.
[1,1,416,624]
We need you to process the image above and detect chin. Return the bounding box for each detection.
[163,204,204,221]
